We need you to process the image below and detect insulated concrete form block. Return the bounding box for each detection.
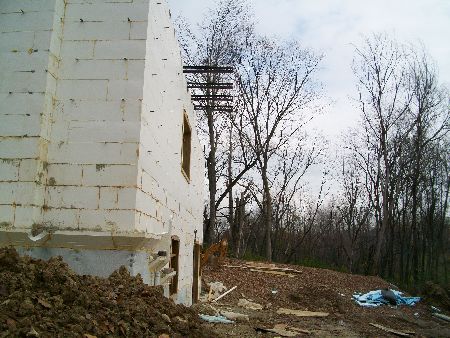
[61,100,140,122]
[60,41,95,60]
[33,31,53,50]
[0,53,49,77]
[0,137,40,159]
[0,205,14,227]
[65,2,149,22]
[59,59,128,80]
[130,22,148,40]
[94,40,146,60]
[0,0,56,14]
[63,22,131,41]
[107,79,144,100]
[46,186,99,209]
[82,164,138,187]
[13,206,41,228]
[0,183,14,204]
[0,32,35,54]
[67,121,140,143]
[99,187,118,209]
[18,159,40,182]
[117,188,137,209]
[135,189,157,218]
[0,115,41,137]
[0,71,48,94]
[11,182,37,206]
[42,208,79,229]
[56,80,108,100]
[0,93,45,116]
[78,209,135,232]
[46,164,83,186]
[0,11,56,33]
[0,160,19,182]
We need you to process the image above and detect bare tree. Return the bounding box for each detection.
[236,37,323,261]
[176,0,254,246]
[352,34,412,274]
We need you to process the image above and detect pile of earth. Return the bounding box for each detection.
[0,247,217,338]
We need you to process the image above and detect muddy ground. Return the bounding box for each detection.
[198,259,450,337]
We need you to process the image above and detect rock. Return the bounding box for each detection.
[161,313,171,323]
[26,327,39,337]
[238,298,263,310]
[220,310,249,322]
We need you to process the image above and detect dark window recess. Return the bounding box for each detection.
[169,238,180,296]
[181,113,191,179]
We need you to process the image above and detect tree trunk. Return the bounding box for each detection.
[205,104,216,247]
[262,165,272,262]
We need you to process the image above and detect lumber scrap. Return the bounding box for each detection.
[249,269,296,277]
[277,308,329,317]
[255,324,311,337]
[369,323,414,337]
[433,313,450,322]
[212,286,237,303]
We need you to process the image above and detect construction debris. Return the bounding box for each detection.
[249,269,296,277]
[212,285,237,303]
[433,313,450,322]
[207,281,227,300]
[369,323,415,337]
[353,289,421,307]
[237,298,263,310]
[219,310,249,322]
[224,262,302,275]
[198,314,234,324]
[276,308,329,317]
[255,324,311,337]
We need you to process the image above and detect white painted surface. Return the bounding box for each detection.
[0,0,203,305]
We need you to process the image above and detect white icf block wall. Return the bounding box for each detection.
[0,0,203,305]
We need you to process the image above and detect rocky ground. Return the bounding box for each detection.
[197,259,450,337]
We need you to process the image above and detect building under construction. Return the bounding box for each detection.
[0,0,203,305]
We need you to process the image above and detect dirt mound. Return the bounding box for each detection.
[0,247,216,338]
[422,281,450,311]
[202,259,450,337]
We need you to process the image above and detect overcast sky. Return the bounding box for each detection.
[167,0,449,195]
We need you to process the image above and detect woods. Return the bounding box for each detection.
[177,0,449,291]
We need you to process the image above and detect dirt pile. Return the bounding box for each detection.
[0,247,216,338]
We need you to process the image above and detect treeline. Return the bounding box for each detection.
[177,0,449,288]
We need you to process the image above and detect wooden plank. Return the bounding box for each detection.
[369,323,414,337]
[277,308,329,317]
[255,324,311,337]
[212,286,237,303]
[249,269,296,277]
[249,266,302,274]
[433,313,450,322]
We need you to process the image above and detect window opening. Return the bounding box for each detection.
[181,112,191,180]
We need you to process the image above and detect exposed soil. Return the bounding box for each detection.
[0,247,217,338]
[1,247,448,337]
[199,259,450,337]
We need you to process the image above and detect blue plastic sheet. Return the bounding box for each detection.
[353,290,420,307]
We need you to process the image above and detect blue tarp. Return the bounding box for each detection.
[353,290,420,307]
